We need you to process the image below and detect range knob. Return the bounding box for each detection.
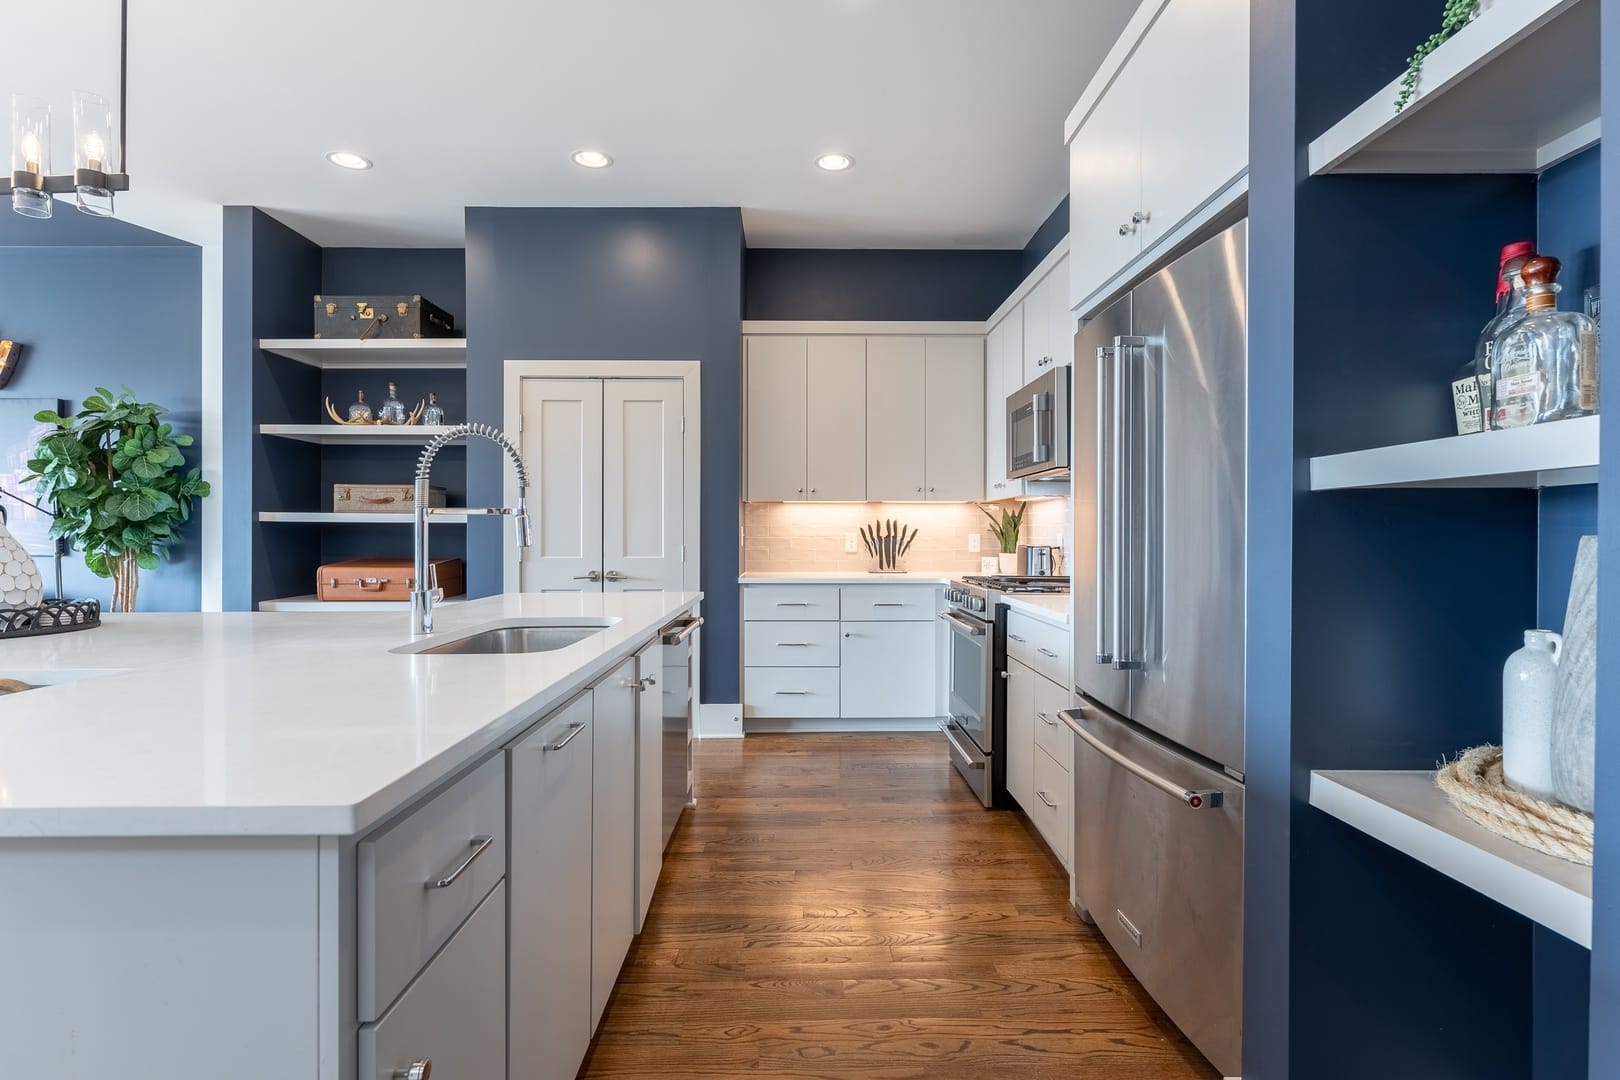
[971,595,986,613]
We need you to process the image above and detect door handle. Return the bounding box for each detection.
[604,570,629,581]
[1008,633,1027,643]
[1038,712,1058,726]
[1112,336,1148,672]
[1036,790,1058,809]
[423,836,494,890]
[939,611,986,636]
[541,721,588,752]
[1038,647,1060,659]
[573,570,603,582]
[1095,346,1113,665]
[1063,708,1223,809]
[660,616,703,644]
[938,720,986,768]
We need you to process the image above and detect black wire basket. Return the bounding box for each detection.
[0,599,101,639]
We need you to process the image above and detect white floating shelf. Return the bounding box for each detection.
[257,511,468,524]
[1309,0,1598,175]
[1311,770,1591,946]
[258,424,464,446]
[257,594,467,613]
[1310,415,1598,490]
[258,338,467,369]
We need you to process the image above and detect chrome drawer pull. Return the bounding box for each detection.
[872,602,905,607]
[393,1060,432,1080]
[774,690,810,696]
[778,642,813,647]
[1008,633,1027,643]
[776,602,811,607]
[1038,712,1058,726]
[1037,647,1060,659]
[423,836,493,890]
[542,721,588,752]
[661,615,704,644]
[1037,790,1058,809]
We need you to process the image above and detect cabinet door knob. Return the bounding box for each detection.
[1132,210,1149,224]
[1119,223,1133,236]
[811,488,817,493]
[393,1061,431,1080]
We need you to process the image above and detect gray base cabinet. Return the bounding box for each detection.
[508,692,595,1080]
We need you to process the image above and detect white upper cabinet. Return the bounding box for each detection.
[745,337,809,501]
[807,338,868,501]
[1066,0,1249,315]
[985,314,1018,498]
[867,337,928,500]
[1021,259,1073,384]
[923,336,985,501]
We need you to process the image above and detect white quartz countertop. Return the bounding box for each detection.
[739,570,957,584]
[1001,594,1071,627]
[0,592,700,839]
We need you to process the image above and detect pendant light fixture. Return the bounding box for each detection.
[2,0,130,219]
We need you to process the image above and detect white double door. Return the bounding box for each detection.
[518,378,685,594]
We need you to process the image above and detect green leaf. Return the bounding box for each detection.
[84,550,109,577]
[135,550,161,571]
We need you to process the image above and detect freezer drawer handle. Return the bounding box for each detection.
[1062,708,1224,810]
[938,720,986,769]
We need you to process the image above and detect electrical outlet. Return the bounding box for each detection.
[844,531,858,553]
[967,533,981,553]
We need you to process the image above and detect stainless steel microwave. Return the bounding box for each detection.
[1006,365,1070,480]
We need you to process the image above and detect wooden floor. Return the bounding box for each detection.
[579,733,1219,1080]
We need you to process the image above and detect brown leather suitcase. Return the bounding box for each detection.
[316,556,466,602]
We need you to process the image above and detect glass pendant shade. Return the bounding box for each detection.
[70,90,117,216]
[10,94,52,219]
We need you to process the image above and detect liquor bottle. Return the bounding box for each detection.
[378,380,408,425]
[1453,243,1534,434]
[1490,255,1599,428]
[422,391,445,426]
[346,389,372,422]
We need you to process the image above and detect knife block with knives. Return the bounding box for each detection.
[860,519,916,574]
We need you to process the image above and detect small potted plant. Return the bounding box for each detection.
[980,503,1026,574]
[25,388,211,612]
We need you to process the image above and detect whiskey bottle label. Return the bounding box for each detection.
[1579,328,1598,412]
[1451,376,1483,434]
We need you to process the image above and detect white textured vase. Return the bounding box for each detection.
[998,552,1018,574]
[0,518,44,609]
[1502,629,1562,801]
[1552,535,1599,812]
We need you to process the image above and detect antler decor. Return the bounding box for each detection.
[324,396,426,426]
[0,339,22,390]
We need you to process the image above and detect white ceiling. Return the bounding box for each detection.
[10,0,1135,249]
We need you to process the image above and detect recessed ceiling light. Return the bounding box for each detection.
[325,151,372,171]
[571,149,614,169]
[815,152,855,172]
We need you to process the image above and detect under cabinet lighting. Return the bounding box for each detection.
[326,151,373,171]
[815,152,855,172]
[571,149,613,169]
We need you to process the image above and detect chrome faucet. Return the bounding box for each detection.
[412,423,532,636]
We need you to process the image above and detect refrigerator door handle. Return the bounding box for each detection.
[1112,336,1147,671]
[1094,346,1114,665]
[1061,707,1224,809]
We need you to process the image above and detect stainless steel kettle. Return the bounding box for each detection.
[1022,545,1057,576]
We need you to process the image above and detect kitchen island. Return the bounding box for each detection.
[0,590,701,1080]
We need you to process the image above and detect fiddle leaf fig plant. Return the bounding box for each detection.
[979,503,1027,556]
[1396,0,1480,111]
[24,388,211,612]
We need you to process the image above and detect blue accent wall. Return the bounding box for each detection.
[743,248,1022,320]
[0,237,202,611]
[321,248,468,330]
[464,207,744,702]
[1019,197,1069,278]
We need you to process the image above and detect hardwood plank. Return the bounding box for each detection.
[579,733,1218,1079]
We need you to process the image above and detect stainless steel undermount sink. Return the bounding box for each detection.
[415,625,604,656]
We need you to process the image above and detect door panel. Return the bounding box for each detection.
[520,379,604,592]
[604,380,684,593]
[924,337,985,501]
[985,317,1012,496]
[1072,295,1133,716]
[1126,222,1247,772]
[746,337,809,500]
[635,643,661,932]
[807,338,867,501]
[866,336,926,500]
[590,659,637,1030]
[1005,658,1037,810]
[1068,56,1144,312]
[839,621,937,718]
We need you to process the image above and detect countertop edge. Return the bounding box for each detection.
[999,595,1072,628]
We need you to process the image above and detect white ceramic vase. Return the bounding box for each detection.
[1552,535,1599,811]
[998,552,1019,574]
[1502,629,1562,801]
[0,518,44,609]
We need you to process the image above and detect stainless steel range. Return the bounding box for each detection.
[940,575,1070,806]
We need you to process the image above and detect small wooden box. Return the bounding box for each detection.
[313,294,456,339]
[317,557,466,602]
[333,483,446,514]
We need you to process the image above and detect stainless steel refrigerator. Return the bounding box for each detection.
[1063,218,1246,1078]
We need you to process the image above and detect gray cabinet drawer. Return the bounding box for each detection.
[744,620,841,667]
[360,881,506,1080]
[358,753,506,1021]
[1005,610,1070,688]
[1033,671,1074,773]
[1030,744,1071,870]
[743,585,841,621]
[743,666,840,717]
[839,585,940,621]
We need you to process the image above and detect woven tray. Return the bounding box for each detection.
[0,599,102,639]
[1436,745,1593,866]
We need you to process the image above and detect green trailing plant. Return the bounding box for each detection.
[1397,0,1480,111]
[25,388,211,612]
[979,503,1026,556]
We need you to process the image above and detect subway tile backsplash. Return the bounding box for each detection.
[743,497,1073,575]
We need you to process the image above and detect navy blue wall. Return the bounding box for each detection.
[0,228,203,610]
[464,207,744,701]
[743,248,1022,320]
[1019,197,1069,278]
[321,248,468,331]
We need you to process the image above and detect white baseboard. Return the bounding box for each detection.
[743,717,942,735]
[697,703,744,740]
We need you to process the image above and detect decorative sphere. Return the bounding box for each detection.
[0,521,44,609]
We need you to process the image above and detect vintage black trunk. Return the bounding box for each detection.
[313,295,456,339]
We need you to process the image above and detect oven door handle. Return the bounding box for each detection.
[938,610,987,637]
[938,720,986,769]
